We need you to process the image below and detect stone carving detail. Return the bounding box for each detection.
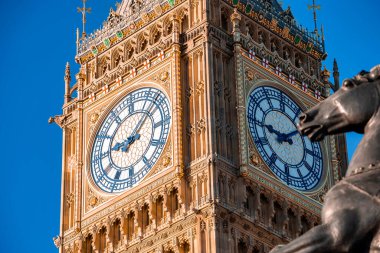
[185,87,194,99]
[151,70,170,85]
[89,82,98,93]
[197,118,206,133]
[200,220,206,231]
[186,124,196,137]
[224,86,231,101]
[214,81,223,96]
[248,139,266,173]
[48,115,67,128]
[90,113,99,124]
[87,187,105,209]
[53,235,62,248]
[177,233,189,246]
[309,184,328,203]
[225,124,233,137]
[66,192,75,207]
[89,106,106,133]
[150,142,172,175]
[196,80,205,94]
[245,68,264,83]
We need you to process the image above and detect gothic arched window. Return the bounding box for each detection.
[238,239,248,253]
[169,188,179,218]
[127,211,135,240]
[156,195,164,226]
[140,204,150,234]
[83,234,93,253]
[112,219,121,248]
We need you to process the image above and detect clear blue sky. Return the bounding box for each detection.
[0,0,378,252]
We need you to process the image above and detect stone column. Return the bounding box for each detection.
[75,69,85,233]
[231,9,249,179]
[64,62,71,104]
[170,14,186,214]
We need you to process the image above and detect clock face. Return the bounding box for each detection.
[247,86,323,191]
[90,87,171,193]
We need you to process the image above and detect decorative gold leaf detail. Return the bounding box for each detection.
[90,113,99,124]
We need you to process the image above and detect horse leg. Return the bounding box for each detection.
[270,224,334,253]
[271,183,380,253]
[370,227,380,253]
[270,207,361,253]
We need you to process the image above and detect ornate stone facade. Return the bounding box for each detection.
[54,0,347,252]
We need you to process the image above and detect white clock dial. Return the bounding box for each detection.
[247,86,323,191]
[90,87,171,193]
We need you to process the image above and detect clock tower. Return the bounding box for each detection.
[53,0,347,252]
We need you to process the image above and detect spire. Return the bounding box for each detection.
[64,62,72,104]
[231,8,242,43]
[307,0,321,35]
[76,28,80,54]
[321,24,325,52]
[77,0,91,38]
[333,58,340,91]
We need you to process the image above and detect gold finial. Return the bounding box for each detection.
[77,0,91,38]
[321,65,330,77]
[307,0,321,35]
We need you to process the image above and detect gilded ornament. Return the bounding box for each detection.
[89,196,98,207]
[154,4,163,16]
[90,83,97,92]
[162,156,171,167]
[159,71,169,82]
[282,27,290,38]
[270,19,278,30]
[250,151,260,166]
[245,69,255,81]
[141,12,150,23]
[53,235,62,248]
[90,113,99,124]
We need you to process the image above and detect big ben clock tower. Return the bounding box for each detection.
[52,0,347,252]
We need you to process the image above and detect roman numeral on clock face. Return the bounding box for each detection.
[269,153,277,165]
[151,139,165,146]
[247,86,323,192]
[91,87,171,193]
[255,137,268,145]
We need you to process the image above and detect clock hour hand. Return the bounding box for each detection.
[112,134,141,152]
[264,124,283,138]
[277,130,299,144]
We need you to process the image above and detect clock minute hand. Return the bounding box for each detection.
[112,95,159,153]
[130,94,159,137]
[279,130,299,140]
[277,130,299,144]
[285,130,299,138]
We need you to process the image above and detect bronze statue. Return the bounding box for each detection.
[270,65,380,253]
